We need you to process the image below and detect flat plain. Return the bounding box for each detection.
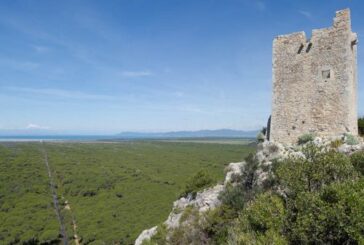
[0,140,254,244]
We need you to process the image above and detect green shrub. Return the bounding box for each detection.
[167,210,205,245]
[256,132,265,143]
[241,153,259,190]
[345,133,359,145]
[272,145,362,244]
[179,205,198,224]
[242,193,286,233]
[358,117,364,136]
[297,133,314,145]
[181,170,214,198]
[288,179,364,244]
[350,151,364,175]
[275,144,356,195]
[330,139,344,149]
[231,229,288,245]
[202,205,237,244]
[219,153,260,211]
[218,184,246,211]
[231,193,287,244]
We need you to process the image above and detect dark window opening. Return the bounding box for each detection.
[306,42,312,53]
[297,44,304,54]
[351,40,357,50]
[302,120,305,124]
[322,70,330,79]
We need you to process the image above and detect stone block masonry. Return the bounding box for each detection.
[270,9,358,144]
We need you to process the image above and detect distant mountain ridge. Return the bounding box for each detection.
[117,129,258,138]
[0,129,259,139]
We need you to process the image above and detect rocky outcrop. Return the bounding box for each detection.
[134,162,245,245]
[135,135,364,245]
[135,226,158,245]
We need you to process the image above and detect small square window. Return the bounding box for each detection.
[322,70,330,79]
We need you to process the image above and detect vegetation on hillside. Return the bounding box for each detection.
[180,170,214,198]
[0,143,60,245]
[0,141,254,244]
[147,143,364,244]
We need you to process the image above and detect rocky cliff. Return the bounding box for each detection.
[135,134,364,245]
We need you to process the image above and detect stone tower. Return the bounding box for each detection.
[270,9,358,144]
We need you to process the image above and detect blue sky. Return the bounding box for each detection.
[0,0,363,134]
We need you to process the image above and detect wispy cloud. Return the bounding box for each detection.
[32,45,50,53]
[0,15,101,66]
[0,58,39,71]
[5,87,116,101]
[298,10,313,21]
[26,123,50,130]
[174,91,184,98]
[255,1,266,11]
[121,70,153,77]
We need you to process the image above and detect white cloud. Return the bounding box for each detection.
[121,70,153,77]
[26,123,50,130]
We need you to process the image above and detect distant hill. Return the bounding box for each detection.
[116,129,258,139]
[0,128,259,140]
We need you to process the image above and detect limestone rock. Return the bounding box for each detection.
[135,226,158,245]
[338,144,363,154]
[224,162,245,184]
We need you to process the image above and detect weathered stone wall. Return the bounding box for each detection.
[271,9,358,144]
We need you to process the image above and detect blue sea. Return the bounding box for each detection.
[0,135,119,142]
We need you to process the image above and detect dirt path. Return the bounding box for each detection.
[41,142,68,245]
[64,201,80,245]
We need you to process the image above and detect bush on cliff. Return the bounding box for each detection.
[146,144,364,244]
[180,170,214,198]
[271,144,362,244]
[275,144,356,195]
[218,153,260,211]
[350,150,364,175]
[345,133,359,145]
[287,179,364,244]
[231,144,363,244]
[297,133,314,145]
[231,193,287,244]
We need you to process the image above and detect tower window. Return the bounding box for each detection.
[306,42,312,53]
[322,70,331,79]
[297,44,304,54]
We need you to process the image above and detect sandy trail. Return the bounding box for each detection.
[41,141,68,245]
[64,200,80,245]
